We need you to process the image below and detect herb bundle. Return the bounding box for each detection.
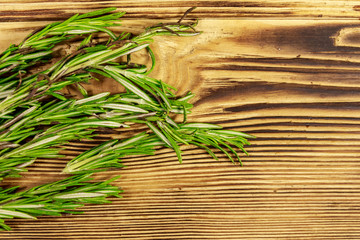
[0,8,254,230]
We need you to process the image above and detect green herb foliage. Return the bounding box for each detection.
[0,8,254,230]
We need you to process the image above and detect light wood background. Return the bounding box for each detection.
[1,1,360,239]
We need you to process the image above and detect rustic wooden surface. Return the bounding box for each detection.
[1,1,360,239]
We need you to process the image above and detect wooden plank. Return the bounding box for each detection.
[1,1,360,239]
[1,0,360,20]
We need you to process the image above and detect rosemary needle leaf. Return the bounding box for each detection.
[0,209,36,219]
[47,91,67,101]
[157,121,183,163]
[102,103,149,113]
[103,68,155,104]
[146,122,172,148]
[75,92,110,105]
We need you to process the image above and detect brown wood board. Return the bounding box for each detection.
[1,1,360,239]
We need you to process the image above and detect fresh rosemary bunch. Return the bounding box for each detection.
[0,11,200,178]
[0,8,254,230]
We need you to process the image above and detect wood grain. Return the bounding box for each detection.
[2,1,360,239]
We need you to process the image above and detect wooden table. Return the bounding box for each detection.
[1,1,360,239]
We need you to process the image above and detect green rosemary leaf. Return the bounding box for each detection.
[54,192,106,199]
[191,141,219,161]
[102,103,149,113]
[157,121,183,163]
[76,24,118,40]
[75,92,110,105]
[19,51,52,61]
[146,122,172,148]
[113,132,149,148]
[165,116,180,129]
[222,137,249,157]
[145,46,156,75]
[0,219,11,231]
[66,50,111,68]
[79,35,92,49]
[73,120,127,128]
[159,121,188,145]
[103,67,155,104]
[176,91,195,102]
[47,92,67,101]
[16,208,62,217]
[0,209,36,219]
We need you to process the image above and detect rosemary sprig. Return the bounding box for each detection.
[64,123,254,174]
[0,7,124,78]
[0,174,121,231]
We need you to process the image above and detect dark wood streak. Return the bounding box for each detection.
[224,101,360,112]
[202,64,360,74]
[206,116,360,126]
[220,56,360,68]
[228,121,360,129]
